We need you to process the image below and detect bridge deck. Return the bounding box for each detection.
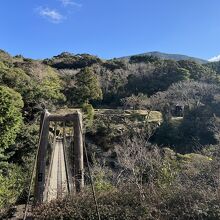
[46,140,68,202]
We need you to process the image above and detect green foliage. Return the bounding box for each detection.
[1,49,220,218]
[102,60,126,71]
[35,67,66,104]
[157,148,180,188]
[125,60,190,96]
[92,168,114,192]
[0,50,13,64]
[16,62,66,106]
[151,119,181,149]
[0,86,23,160]
[33,188,149,220]
[129,55,160,63]
[33,146,220,220]
[152,104,220,153]
[0,164,25,214]
[0,62,31,96]
[74,67,103,105]
[178,60,218,82]
[82,103,95,129]
[0,61,65,122]
[9,123,39,166]
[178,105,219,148]
[128,51,207,64]
[205,60,220,74]
[43,52,103,69]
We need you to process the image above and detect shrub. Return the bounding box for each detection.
[82,103,95,129]
[33,187,150,220]
[0,164,25,218]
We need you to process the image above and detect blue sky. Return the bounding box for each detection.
[1,0,220,60]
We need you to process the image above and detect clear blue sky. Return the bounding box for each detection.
[1,0,220,60]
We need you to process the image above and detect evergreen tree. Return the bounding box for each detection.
[74,67,103,105]
[0,86,23,160]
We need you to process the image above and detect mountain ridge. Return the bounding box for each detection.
[117,51,208,64]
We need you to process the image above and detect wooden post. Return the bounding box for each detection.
[44,122,57,202]
[57,142,62,199]
[73,111,84,192]
[34,110,50,204]
[63,123,75,194]
[53,122,57,146]
[34,111,84,204]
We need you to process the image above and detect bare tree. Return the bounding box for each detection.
[149,80,220,111]
[115,135,162,200]
[121,93,149,110]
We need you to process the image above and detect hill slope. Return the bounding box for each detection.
[119,51,208,64]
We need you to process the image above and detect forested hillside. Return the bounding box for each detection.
[119,51,208,64]
[1,49,220,219]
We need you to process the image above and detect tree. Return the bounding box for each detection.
[0,86,24,160]
[178,60,218,82]
[35,67,66,105]
[121,93,148,110]
[0,62,31,96]
[74,67,103,105]
[178,105,220,151]
[124,60,190,97]
[149,81,219,112]
[0,164,25,213]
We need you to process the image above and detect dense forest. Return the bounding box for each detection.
[1,49,220,219]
